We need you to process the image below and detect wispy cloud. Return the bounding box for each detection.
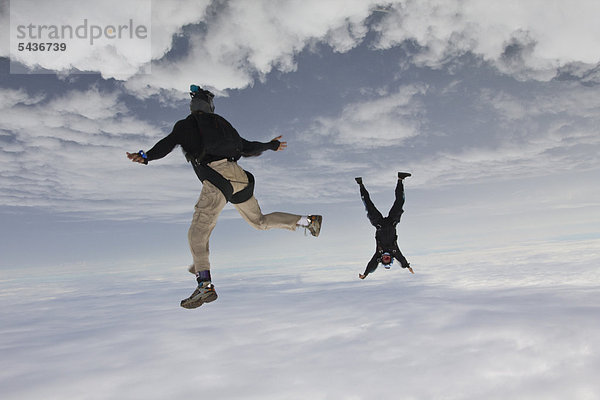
[0,86,188,219]
[308,84,427,148]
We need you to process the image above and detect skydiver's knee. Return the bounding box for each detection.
[253,217,269,230]
[241,213,267,230]
[188,220,215,241]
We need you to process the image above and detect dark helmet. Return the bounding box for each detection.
[381,252,393,269]
[189,84,215,113]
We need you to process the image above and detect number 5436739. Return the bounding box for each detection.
[17,42,67,51]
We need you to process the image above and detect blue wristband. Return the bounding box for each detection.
[138,150,147,159]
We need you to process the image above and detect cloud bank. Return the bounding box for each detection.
[373,0,600,80]
[6,1,598,89]
[134,0,600,94]
[2,242,600,399]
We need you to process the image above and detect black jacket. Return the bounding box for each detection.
[146,113,278,163]
[363,217,410,276]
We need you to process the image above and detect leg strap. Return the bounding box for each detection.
[192,162,254,204]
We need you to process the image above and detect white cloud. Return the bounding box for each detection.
[303,79,600,189]
[2,247,600,399]
[373,0,600,80]
[3,2,600,225]
[149,0,212,59]
[123,0,600,94]
[4,0,211,79]
[125,0,379,95]
[308,84,427,148]
[204,0,373,74]
[418,83,600,185]
[5,1,599,87]
[0,86,197,219]
[7,0,154,79]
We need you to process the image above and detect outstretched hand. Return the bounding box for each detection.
[126,152,146,164]
[358,273,366,280]
[272,135,287,151]
[408,266,414,274]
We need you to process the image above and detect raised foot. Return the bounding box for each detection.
[180,283,218,309]
[307,215,322,237]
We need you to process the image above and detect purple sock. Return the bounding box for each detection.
[196,270,211,284]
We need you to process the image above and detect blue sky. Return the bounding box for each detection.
[1,1,600,398]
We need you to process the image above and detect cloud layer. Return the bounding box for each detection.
[2,242,600,400]
[2,72,599,228]
[0,86,190,219]
[373,0,600,79]
[133,0,600,94]
[6,1,599,88]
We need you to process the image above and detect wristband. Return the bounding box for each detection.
[138,150,148,164]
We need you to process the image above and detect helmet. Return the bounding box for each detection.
[381,252,393,268]
[189,84,215,113]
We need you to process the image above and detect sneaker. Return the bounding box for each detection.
[398,172,412,180]
[355,177,363,185]
[180,282,218,309]
[306,215,322,237]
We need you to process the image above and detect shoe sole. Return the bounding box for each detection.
[310,216,322,237]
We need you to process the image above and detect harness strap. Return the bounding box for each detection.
[191,161,254,204]
[231,171,255,204]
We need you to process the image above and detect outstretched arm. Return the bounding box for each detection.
[126,120,183,165]
[359,253,379,279]
[241,135,287,157]
[393,248,414,274]
[393,243,415,274]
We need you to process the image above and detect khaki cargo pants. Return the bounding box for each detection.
[188,159,301,273]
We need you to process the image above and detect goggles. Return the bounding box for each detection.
[382,253,393,269]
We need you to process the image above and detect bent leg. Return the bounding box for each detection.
[387,179,405,224]
[188,181,227,273]
[359,183,383,227]
[235,195,301,231]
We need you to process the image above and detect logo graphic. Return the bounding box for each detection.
[10,0,151,77]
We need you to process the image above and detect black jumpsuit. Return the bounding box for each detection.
[359,179,410,277]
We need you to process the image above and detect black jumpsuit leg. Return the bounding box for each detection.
[359,183,383,227]
[387,179,405,225]
[388,181,411,269]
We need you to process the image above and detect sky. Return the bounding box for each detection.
[1,0,600,399]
